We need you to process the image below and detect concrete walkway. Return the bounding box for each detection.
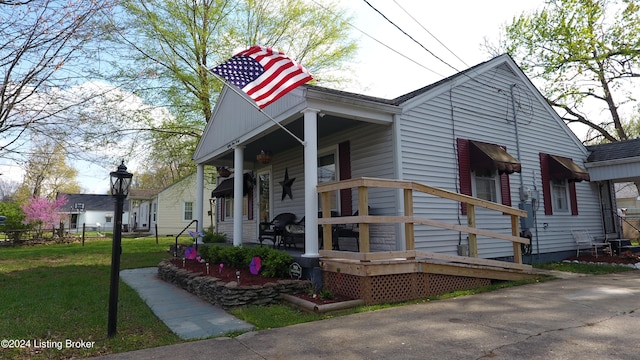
[95,269,639,360]
[119,268,253,339]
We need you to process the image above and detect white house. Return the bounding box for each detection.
[151,173,217,236]
[191,54,618,263]
[127,188,159,232]
[58,193,129,232]
[127,173,216,236]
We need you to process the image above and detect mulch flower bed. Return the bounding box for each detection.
[169,258,285,287]
[168,258,355,305]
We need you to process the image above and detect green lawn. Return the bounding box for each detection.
[1,237,635,359]
[0,237,183,360]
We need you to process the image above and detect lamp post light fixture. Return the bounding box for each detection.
[107,161,133,338]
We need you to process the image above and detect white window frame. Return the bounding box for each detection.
[551,179,570,213]
[223,196,248,220]
[183,201,194,221]
[472,169,500,203]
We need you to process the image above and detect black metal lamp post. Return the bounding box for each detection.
[107,161,133,338]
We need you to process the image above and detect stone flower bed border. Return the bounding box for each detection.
[157,260,311,308]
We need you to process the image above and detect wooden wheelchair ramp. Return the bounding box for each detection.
[315,178,537,305]
[319,250,537,305]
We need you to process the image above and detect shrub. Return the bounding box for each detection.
[219,246,248,268]
[198,245,294,278]
[319,287,334,300]
[260,250,293,278]
[0,202,30,242]
[202,231,227,243]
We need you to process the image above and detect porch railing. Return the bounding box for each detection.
[317,177,530,266]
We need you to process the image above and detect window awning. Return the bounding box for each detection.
[211,173,253,198]
[469,140,521,175]
[211,178,233,198]
[548,155,590,182]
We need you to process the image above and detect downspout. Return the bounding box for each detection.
[392,113,405,250]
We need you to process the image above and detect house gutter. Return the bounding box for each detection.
[584,156,640,168]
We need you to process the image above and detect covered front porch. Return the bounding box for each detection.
[585,139,640,240]
[193,85,399,259]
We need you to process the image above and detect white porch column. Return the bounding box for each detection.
[303,108,320,258]
[195,164,205,244]
[233,146,245,246]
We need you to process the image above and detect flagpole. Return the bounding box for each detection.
[201,63,306,147]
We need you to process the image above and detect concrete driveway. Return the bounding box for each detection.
[94,271,639,360]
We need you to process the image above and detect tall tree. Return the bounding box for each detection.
[14,140,81,202]
[0,176,19,201]
[501,0,640,144]
[0,0,114,165]
[98,0,357,187]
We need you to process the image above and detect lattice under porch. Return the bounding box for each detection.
[320,250,537,305]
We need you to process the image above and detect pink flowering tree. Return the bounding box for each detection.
[21,196,68,238]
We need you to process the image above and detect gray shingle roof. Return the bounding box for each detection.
[57,193,129,212]
[586,138,640,162]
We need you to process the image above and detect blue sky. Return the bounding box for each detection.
[338,0,545,98]
[1,1,547,194]
[83,0,549,193]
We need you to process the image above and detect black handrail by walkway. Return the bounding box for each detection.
[174,219,199,257]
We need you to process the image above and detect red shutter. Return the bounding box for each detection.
[457,138,471,215]
[219,198,225,221]
[248,188,254,220]
[500,173,512,207]
[539,153,553,215]
[500,146,512,208]
[569,181,578,215]
[339,141,352,216]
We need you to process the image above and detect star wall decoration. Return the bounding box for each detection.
[279,168,295,201]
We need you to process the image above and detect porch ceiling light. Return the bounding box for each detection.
[257,149,272,164]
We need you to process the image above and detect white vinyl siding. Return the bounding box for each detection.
[155,173,216,236]
[398,61,600,258]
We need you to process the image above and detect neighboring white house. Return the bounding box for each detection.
[58,193,129,232]
[127,189,159,232]
[192,54,617,262]
[127,173,216,236]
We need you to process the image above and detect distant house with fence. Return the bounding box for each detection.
[614,182,640,240]
[58,193,130,232]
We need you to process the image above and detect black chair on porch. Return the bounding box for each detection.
[283,217,305,249]
[258,212,296,247]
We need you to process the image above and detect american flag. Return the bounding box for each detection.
[211,45,313,109]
